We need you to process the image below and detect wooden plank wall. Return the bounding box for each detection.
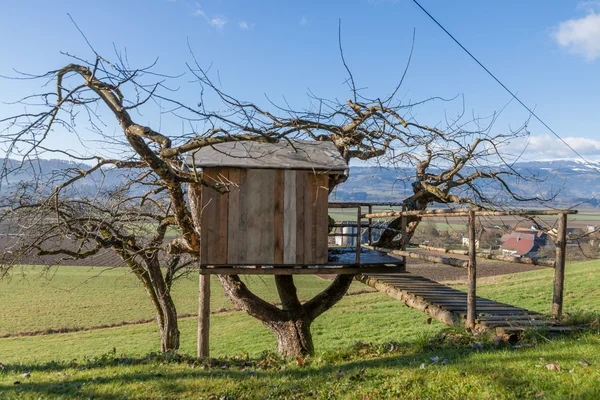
[198,168,329,266]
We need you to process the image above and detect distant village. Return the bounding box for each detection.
[332,220,600,260]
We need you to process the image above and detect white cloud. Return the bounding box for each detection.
[193,5,227,29]
[209,16,227,28]
[526,135,600,159]
[239,21,255,30]
[553,9,600,61]
[299,16,308,26]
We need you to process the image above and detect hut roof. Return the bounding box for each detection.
[185,140,348,173]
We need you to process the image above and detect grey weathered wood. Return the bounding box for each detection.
[363,209,578,219]
[246,169,275,264]
[295,171,305,265]
[273,170,285,264]
[401,204,407,265]
[227,168,241,264]
[197,272,211,358]
[283,170,297,264]
[357,271,561,334]
[467,209,477,329]
[200,266,407,275]
[238,169,248,263]
[356,206,362,264]
[368,205,373,245]
[415,244,555,268]
[553,212,568,318]
[304,172,314,263]
[186,140,348,172]
[315,174,329,263]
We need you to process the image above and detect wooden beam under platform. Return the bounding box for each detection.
[197,247,405,275]
[200,265,406,275]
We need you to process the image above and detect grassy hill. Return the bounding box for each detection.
[0,261,599,399]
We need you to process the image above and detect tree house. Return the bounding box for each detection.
[186,141,347,267]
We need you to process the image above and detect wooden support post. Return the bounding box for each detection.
[368,205,373,245]
[552,212,568,318]
[198,272,211,358]
[467,209,477,329]
[401,204,407,265]
[356,206,362,264]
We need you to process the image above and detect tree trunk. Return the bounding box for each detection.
[158,291,180,352]
[268,319,314,357]
[123,252,181,353]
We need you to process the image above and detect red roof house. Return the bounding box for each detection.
[500,228,547,257]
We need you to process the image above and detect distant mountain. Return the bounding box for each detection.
[0,158,127,196]
[2,158,598,207]
[332,160,600,207]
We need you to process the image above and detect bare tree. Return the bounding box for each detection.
[0,168,193,352]
[0,42,539,356]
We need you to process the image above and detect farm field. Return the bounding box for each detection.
[0,267,373,336]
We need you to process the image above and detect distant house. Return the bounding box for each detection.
[500,228,547,257]
[461,237,480,249]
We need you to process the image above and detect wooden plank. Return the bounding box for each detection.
[315,174,329,264]
[246,169,275,264]
[227,168,241,264]
[283,170,297,264]
[201,168,221,265]
[368,205,373,245]
[200,266,408,275]
[295,171,306,264]
[363,209,578,219]
[356,205,362,264]
[238,169,248,264]
[304,171,315,264]
[477,315,543,321]
[273,170,285,264]
[217,169,229,265]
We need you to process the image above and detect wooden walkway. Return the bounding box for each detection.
[356,272,570,333]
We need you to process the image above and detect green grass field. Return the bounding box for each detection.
[0,267,372,336]
[0,261,599,399]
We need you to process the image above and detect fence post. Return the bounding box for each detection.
[198,272,211,358]
[467,209,477,329]
[356,205,362,264]
[368,204,373,245]
[401,204,407,265]
[552,212,567,318]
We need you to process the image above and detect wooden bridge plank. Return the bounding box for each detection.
[357,272,561,334]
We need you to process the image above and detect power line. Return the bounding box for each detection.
[411,0,600,174]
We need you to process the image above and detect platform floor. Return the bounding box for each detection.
[199,247,405,274]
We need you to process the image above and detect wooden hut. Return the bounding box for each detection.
[186,140,348,266]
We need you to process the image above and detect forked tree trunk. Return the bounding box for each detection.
[268,319,314,357]
[218,274,353,358]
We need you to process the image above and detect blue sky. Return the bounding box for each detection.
[1,0,599,162]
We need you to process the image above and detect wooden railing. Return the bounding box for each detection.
[329,203,577,326]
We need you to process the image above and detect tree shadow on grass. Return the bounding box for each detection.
[1,334,598,399]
